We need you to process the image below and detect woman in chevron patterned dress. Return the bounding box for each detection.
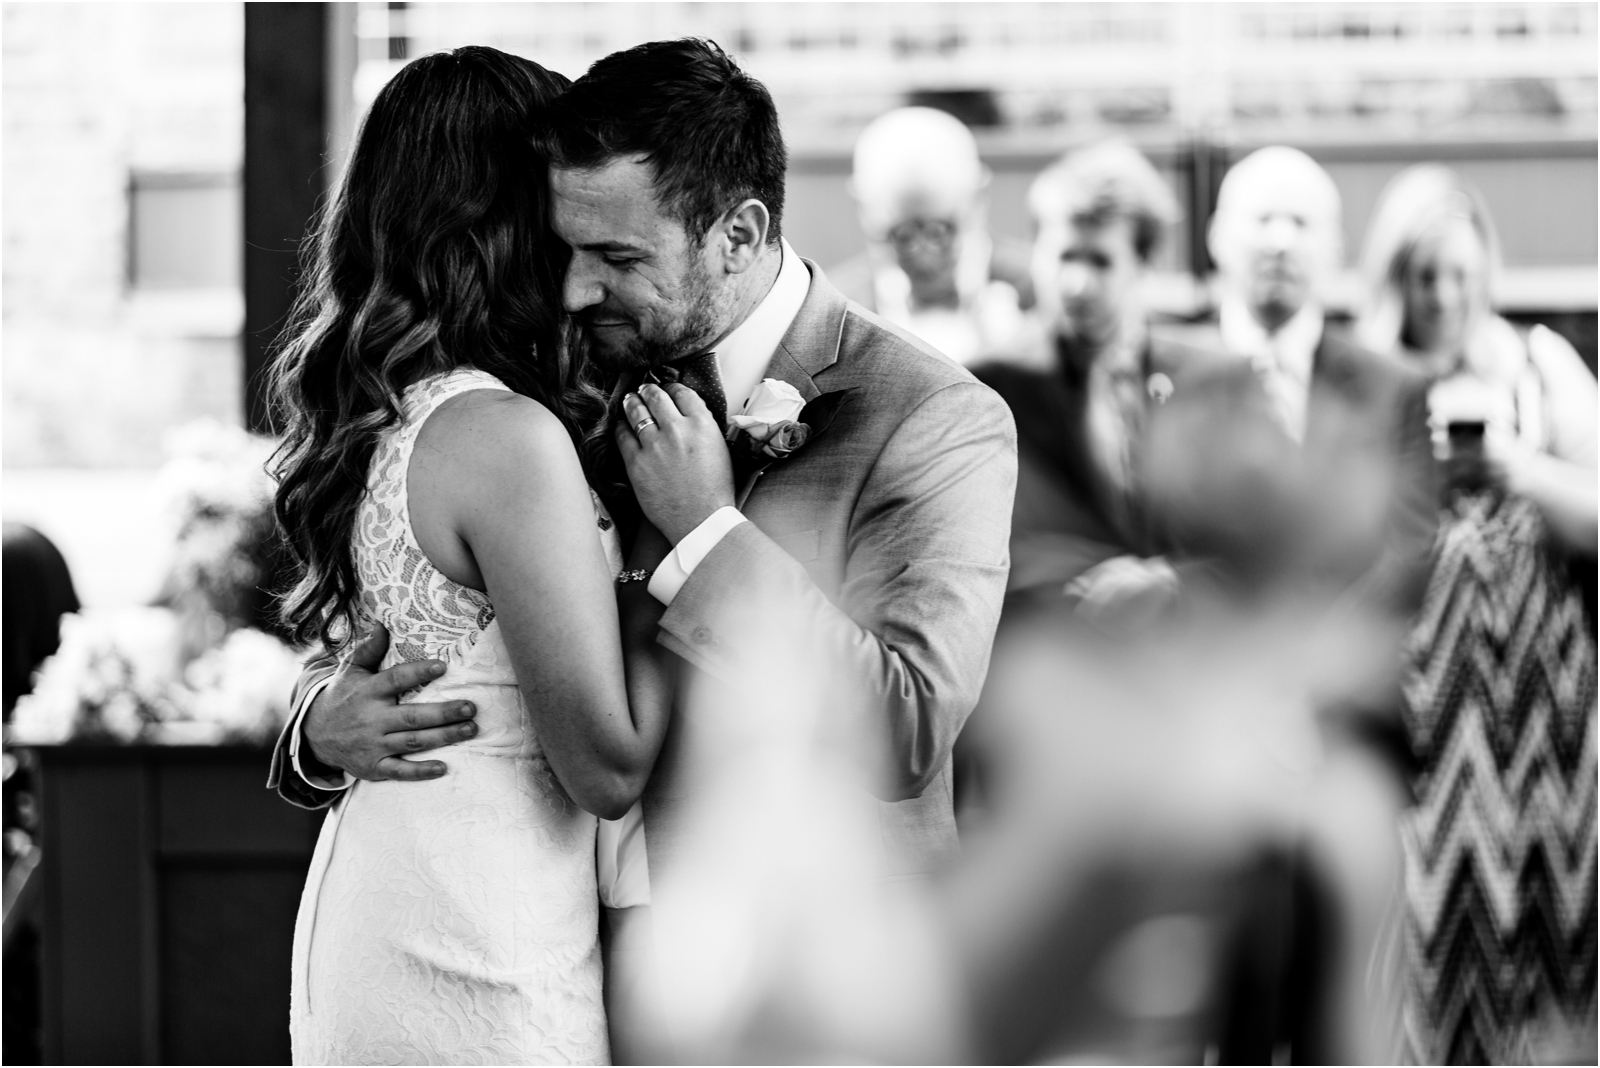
[1359,165,1596,1064]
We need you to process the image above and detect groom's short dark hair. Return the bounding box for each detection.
[548,38,786,246]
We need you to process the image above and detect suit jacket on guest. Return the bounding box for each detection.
[970,333,1225,602]
[971,318,1434,611]
[269,262,1018,886]
[1151,319,1437,612]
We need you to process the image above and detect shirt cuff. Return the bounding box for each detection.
[647,506,748,605]
[289,674,353,793]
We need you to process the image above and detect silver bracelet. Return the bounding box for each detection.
[616,569,651,584]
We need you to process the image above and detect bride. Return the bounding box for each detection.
[269,46,675,1065]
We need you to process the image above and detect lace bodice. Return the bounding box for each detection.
[351,368,623,670]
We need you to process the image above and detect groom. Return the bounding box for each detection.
[268,38,1016,1059]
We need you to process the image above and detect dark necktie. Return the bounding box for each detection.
[660,351,727,431]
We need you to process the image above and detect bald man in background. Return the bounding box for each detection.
[1156,146,1435,607]
[829,106,1034,365]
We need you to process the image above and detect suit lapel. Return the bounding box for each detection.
[766,259,847,402]
[734,260,850,504]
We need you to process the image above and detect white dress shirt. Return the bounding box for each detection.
[1219,297,1323,444]
[288,698,352,790]
[645,238,812,605]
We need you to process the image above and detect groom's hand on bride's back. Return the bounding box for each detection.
[304,626,479,782]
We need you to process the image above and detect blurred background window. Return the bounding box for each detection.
[127,171,241,291]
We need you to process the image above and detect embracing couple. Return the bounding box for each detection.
[266,39,1015,1066]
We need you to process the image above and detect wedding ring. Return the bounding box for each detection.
[633,416,657,433]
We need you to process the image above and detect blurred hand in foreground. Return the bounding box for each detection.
[1064,554,1180,628]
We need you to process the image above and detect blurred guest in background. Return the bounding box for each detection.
[2,523,80,719]
[829,106,1032,365]
[1357,164,1598,1065]
[1,523,74,1068]
[1159,145,1438,611]
[970,141,1188,620]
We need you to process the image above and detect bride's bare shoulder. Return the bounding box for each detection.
[416,388,580,476]
[405,387,593,589]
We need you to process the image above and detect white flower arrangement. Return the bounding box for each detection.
[8,608,303,748]
[6,419,301,749]
[9,608,182,744]
[156,419,284,640]
[176,627,304,744]
[158,417,278,525]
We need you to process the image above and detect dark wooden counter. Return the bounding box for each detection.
[28,744,322,1065]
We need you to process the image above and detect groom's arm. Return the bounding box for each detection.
[656,380,1016,801]
[266,659,348,810]
[266,629,478,807]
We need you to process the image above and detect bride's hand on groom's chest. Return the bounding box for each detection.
[617,383,737,544]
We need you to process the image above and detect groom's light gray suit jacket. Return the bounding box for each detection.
[269,261,1017,883]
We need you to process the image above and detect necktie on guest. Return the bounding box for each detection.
[655,351,728,432]
[1086,363,1148,539]
[1250,342,1307,445]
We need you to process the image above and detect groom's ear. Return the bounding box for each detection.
[714,198,771,275]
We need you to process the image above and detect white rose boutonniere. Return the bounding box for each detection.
[728,378,806,443]
[727,381,856,483]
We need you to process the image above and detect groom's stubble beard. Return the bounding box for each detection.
[579,253,722,374]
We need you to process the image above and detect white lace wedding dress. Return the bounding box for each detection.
[290,368,618,1065]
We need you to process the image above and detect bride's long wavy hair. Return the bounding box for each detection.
[270,46,607,651]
